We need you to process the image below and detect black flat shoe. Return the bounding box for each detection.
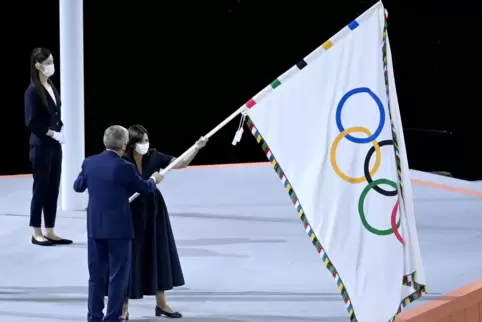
[31,236,54,246]
[155,306,182,318]
[44,236,73,245]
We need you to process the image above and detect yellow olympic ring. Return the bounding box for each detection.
[330,126,381,184]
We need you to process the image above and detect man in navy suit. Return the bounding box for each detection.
[73,125,163,322]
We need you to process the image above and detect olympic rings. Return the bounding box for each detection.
[336,87,385,143]
[330,87,403,244]
[364,140,398,197]
[358,179,401,236]
[330,126,381,184]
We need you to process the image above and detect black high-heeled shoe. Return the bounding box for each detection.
[155,306,182,318]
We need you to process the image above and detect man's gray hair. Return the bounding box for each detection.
[103,125,129,151]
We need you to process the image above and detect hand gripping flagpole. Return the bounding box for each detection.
[129,105,248,203]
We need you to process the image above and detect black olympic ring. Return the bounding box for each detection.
[363,139,398,197]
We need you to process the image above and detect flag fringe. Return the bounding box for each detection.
[243,3,427,320]
[390,276,428,321]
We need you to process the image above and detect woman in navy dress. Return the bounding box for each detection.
[24,47,72,246]
[121,124,207,319]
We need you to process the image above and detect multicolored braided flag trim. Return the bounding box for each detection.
[246,117,356,321]
[382,11,404,204]
[242,8,427,322]
[382,10,428,322]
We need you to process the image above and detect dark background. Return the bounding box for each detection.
[4,0,480,179]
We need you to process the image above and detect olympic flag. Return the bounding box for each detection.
[241,2,427,321]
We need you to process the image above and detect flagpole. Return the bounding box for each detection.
[129,105,247,202]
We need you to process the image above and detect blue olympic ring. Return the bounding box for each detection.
[335,87,385,144]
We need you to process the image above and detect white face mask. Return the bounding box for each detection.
[135,143,149,155]
[41,64,55,77]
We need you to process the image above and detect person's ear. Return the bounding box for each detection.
[34,62,43,71]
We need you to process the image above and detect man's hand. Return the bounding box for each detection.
[151,172,164,184]
[195,136,208,149]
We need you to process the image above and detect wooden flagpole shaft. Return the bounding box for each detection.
[129,105,247,203]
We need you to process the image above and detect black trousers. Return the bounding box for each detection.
[29,143,62,228]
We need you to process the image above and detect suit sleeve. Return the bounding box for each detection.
[119,162,157,195]
[24,88,49,138]
[73,161,87,193]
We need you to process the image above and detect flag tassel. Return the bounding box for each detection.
[232,108,248,145]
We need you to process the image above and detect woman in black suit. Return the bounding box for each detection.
[120,124,207,319]
[24,47,72,246]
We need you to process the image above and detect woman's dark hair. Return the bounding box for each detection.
[30,47,60,112]
[127,125,148,155]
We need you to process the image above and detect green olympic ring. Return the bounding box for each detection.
[358,178,400,236]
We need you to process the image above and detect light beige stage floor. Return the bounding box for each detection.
[1,164,481,321]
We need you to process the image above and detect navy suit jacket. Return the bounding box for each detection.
[24,84,63,147]
[73,150,157,239]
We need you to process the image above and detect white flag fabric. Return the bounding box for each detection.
[243,2,427,321]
